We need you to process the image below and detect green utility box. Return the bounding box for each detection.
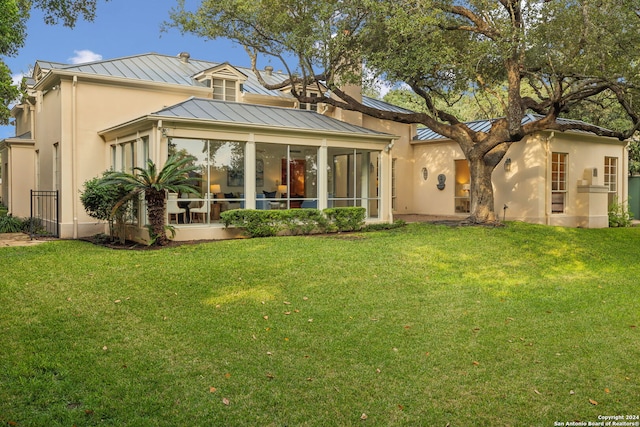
[629,176,640,220]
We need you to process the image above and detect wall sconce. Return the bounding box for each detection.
[421,167,428,181]
[504,158,512,172]
[161,127,168,137]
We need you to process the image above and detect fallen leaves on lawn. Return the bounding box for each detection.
[472,361,480,366]
[209,387,217,393]
[360,413,368,420]
[589,398,598,405]
[222,397,230,406]
[533,389,541,395]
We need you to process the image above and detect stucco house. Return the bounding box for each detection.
[0,52,629,241]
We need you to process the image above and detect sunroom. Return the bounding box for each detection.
[99,98,396,241]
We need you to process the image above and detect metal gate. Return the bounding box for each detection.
[30,190,59,238]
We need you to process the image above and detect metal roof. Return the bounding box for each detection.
[35,53,296,99]
[34,53,414,110]
[150,97,393,137]
[362,96,415,114]
[415,113,615,141]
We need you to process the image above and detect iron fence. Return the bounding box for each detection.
[30,190,59,238]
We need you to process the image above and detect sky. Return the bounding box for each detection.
[0,0,259,139]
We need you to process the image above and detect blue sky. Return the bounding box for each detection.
[0,0,259,139]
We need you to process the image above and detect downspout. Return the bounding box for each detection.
[544,132,554,225]
[72,75,78,238]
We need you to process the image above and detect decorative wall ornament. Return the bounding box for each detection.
[437,174,446,190]
[421,167,428,181]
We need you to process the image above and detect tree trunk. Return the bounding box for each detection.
[467,156,499,224]
[146,190,168,245]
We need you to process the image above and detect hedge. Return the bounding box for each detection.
[221,207,366,238]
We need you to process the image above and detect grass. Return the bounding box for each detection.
[0,222,638,426]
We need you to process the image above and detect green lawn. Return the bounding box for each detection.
[1,222,638,426]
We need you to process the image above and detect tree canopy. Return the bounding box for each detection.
[0,0,107,125]
[170,0,640,222]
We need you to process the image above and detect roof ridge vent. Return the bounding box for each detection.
[178,52,190,63]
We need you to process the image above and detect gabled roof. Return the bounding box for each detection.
[415,113,616,141]
[102,97,395,139]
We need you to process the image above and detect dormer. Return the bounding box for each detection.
[278,81,328,112]
[193,63,248,102]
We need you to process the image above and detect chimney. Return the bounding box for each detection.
[265,66,273,76]
[178,52,190,63]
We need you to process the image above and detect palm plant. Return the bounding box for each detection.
[101,154,199,245]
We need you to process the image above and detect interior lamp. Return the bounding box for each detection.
[462,183,471,194]
[210,184,221,195]
[277,185,288,195]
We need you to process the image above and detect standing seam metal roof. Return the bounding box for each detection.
[151,98,393,138]
[415,113,615,141]
[35,53,409,110]
[149,97,392,137]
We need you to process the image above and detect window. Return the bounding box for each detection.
[454,159,471,213]
[328,147,380,218]
[255,143,318,209]
[213,79,237,101]
[391,159,397,211]
[604,157,618,205]
[121,141,136,173]
[299,93,319,111]
[551,152,567,214]
[167,138,245,224]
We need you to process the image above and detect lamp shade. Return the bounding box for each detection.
[462,184,471,192]
[210,184,221,194]
[277,185,287,194]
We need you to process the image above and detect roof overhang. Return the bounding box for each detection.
[99,114,398,143]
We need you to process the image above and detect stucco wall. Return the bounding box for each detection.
[404,131,627,227]
[36,76,209,238]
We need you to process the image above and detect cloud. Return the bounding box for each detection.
[69,50,102,64]
[11,73,25,86]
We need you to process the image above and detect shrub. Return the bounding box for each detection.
[608,197,634,227]
[222,207,367,237]
[80,171,131,242]
[221,209,285,237]
[279,209,329,235]
[0,215,25,233]
[323,207,366,232]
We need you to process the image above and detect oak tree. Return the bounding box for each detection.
[170,0,640,223]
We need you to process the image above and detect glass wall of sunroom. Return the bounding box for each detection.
[255,143,318,209]
[168,138,245,224]
[328,147,380,218]
[166,138,382,224]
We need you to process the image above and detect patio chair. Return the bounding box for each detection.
[167,193,186,224]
